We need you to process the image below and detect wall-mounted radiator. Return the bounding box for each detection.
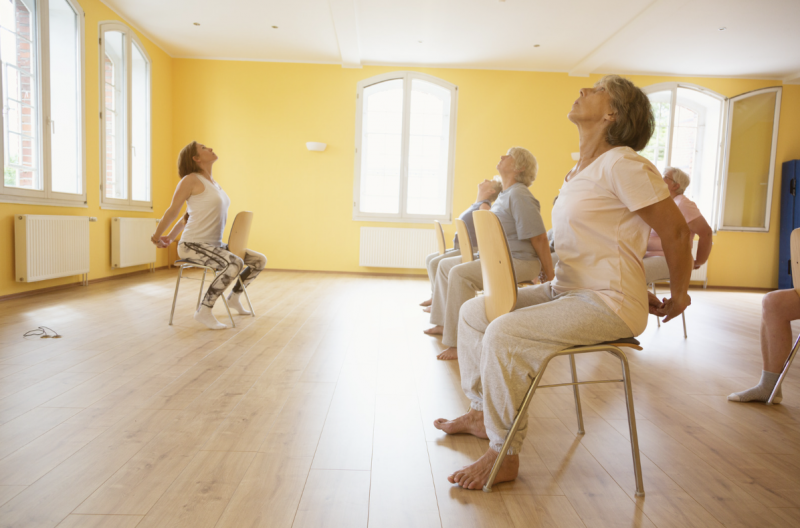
[359,227,437,269]
[14,215,90,283]
[112,218,158,269]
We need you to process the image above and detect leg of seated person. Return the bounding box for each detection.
[180,242,244,329]
[426,255,462,335]
[728,289,800,403]
[422,250,461,307]
[447,286,632,489]
[643,256,669,284]
[434,286,551,435]
[228,248,267,315]
[437,257,541,360]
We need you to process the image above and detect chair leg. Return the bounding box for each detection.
[569,353,585,435]
[610,348,645,497]
[484,356,553,493]
[767,333,800,405]
[238,276,255,317]
[169,267,184,326]
[681,311,687,339]
[197,269,208,310]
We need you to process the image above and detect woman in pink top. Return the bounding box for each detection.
[433,75,694,490]
[644,167,713,281]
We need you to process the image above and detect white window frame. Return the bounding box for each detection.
[0,0,87,208]
[98,21,151,212]
[717,87,782,232]
[642,82,727,230]
[353,71,458,224]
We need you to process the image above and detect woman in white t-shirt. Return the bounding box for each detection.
[433,75,694,490]
[152,141,267,330]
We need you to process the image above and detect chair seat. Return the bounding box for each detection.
[174,259,215,269]
[567,337,642,351]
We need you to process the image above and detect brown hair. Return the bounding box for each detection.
[600,75,655,152]
[177,141,201,178]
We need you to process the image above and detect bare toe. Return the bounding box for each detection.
[436,347,458,361]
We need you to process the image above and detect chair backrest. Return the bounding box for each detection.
[433,220,447,256]
[227,211,254,260]
[473,210,517,323]
[455,218,474,263]
[792,228,800,294]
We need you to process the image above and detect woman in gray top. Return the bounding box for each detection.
[421,178,503,310]
[425,147,554,360]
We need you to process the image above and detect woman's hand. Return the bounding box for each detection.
[651,293,691,323]
[647,291,664,315]
[151,234,171,248]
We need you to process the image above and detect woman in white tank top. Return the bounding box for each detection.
[152,141,267,330]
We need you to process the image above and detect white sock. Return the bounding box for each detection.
[194,305,226,330]
[728,370,782,404]
[227,292,252,315]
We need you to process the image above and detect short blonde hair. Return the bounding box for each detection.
[488,177,503,200]
[599,75,655,152]
[508,147,538,186]
[665,166,691,194]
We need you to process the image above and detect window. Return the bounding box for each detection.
[353,72,457,223]
[99,21,150,211]
[0,0,86,207]
[641,83,782,232]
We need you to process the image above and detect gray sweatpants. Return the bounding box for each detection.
[425,250,461,293]
[430,257,541,347]
[458,283,633,454]
[643,256,669,284]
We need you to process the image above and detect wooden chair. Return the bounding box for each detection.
[769,228,800,404]
[169,211,256,326]
[472,210,645,496]
[433,220,447,256]
[455,218,474,263]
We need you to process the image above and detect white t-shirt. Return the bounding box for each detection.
[551,147,670,336]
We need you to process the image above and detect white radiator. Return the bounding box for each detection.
[359,227,437,269]
[112,218,158,268]
[14,215,90,283]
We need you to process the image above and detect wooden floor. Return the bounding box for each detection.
[0,269,798,528]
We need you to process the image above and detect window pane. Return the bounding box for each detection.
[1,0,40,190]
[641,90,671,174]
[406,79,450,216]
[673,87,722,221]
[131,42,149,202]
[49,0,80,194]
[103,30,126,200]
[360,79,403,214]
[723,91,778,229]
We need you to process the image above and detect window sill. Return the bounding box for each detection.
[353,213,452,224]
[100,203,154,212]
[0,195,88,208]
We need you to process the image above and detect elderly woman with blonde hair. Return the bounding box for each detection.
[420,177,503,310]
[424,147,554,360]
[435,75,693,489]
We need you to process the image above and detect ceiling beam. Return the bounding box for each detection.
[569,0,684,77]
[328,0,361,68]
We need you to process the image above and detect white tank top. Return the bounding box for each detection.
[181,175,230,247]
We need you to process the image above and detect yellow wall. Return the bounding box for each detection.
[2,9,799,296]
[171,61,800,289]
[0,0,173,297]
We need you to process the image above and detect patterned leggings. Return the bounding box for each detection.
[178,242,267,308]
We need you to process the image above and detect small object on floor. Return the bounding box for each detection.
[227,292,252,315]
[194,305,227,330]
[23,326,62,339]
[728,370,782,404]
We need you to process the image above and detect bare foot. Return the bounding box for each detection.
[433,408,488,438]
[424,325,443,336]
[447,448,519,490]
[420,298,432,307]
[422,306,431,313]
[436,347,458,360]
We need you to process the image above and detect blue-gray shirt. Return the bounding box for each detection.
[453,201,490,251]
[490,183,546,260]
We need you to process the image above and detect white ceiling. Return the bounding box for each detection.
[101,0,800,81]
